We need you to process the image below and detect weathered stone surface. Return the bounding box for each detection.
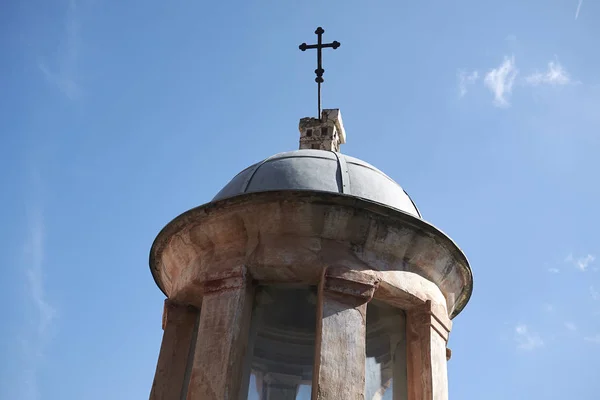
[298,109,346,152]
[185,267,254,400]
[406,301,451,400]
[150,300,199,400]
[365,270,452,327]
[150,191,472,319]
[148,192,470,400]
[312,267,378,400]
[322,266,380,303]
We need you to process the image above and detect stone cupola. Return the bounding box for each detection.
[147,108,473,400]
[147,27,473,400]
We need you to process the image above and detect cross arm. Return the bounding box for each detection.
[299,41,341,51]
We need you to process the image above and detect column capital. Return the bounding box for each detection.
[321,266,380,304]
[203,265,251,295]
[409,300,452,342]
[170,265,251,308]
[162,299,199,330]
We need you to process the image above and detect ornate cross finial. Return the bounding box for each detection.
[299,27,340,119]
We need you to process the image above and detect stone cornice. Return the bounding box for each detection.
[150,191,472,318]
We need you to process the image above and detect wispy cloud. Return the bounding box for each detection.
[575,0,584,20]
[565,322,577,332]
[548,267,560,274]
[25,209,55,336]
[38,0,82,99]
[584,334,600,344]
[544,303,555,313]
[566,253,596,271]
[484,56,518,107]
[20,173,56,400]
[515,324,544,350]
[457,69,479,97]
[525,61,572,86]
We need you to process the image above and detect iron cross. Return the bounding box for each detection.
[299,27,340,119]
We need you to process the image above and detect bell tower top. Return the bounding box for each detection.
[146,26,473,400]
[298,108,346,152]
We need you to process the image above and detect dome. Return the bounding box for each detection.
[213,149,422,218]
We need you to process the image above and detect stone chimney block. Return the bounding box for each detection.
[299,109,347,152]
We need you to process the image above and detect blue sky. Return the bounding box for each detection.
[1,0,599,399]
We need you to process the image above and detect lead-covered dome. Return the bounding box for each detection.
[213,150,421,218]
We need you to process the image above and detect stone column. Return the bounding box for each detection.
[186,266,254,400]
[406,300,452,400]
[312,267,379,400]
[150,300,200,400]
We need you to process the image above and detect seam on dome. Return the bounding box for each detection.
[228,151,336,187]
[240,154,280,193]
[226,163,259,181]
[333,152,350,194]
[404,190,422,218]
[345,160,401,187]
[236,151,420,218]
[242,152,339,193]
[345,159,421,218]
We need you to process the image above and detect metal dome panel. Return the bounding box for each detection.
[213,150,421,218]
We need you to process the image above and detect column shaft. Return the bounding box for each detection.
[406,300,451,400]
[186,266,254,400]
[312,267,379,400]
[150,300,199,400]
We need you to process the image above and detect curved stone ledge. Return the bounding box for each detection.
[365,270,451,328]
[150,190,472,318]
